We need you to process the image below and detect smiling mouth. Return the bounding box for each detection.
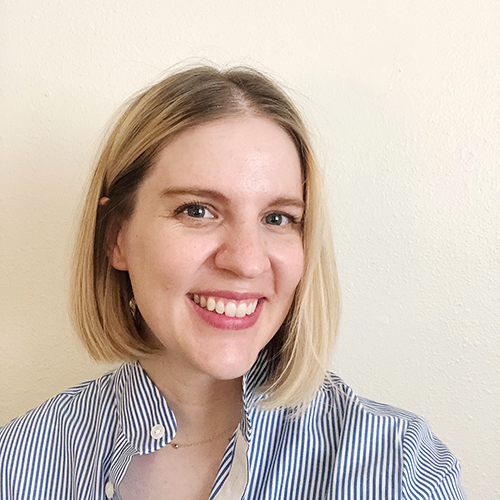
[190,294,259,318]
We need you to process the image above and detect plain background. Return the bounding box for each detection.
[1,0,499,497]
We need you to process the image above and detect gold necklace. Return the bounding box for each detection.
[169,425,237,449]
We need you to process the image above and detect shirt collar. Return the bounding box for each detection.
[114,362,177,454]
[114,348,274,453]
[242,348,274,440]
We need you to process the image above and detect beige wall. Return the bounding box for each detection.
[1,0,499,497]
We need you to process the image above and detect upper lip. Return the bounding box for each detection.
[189,290,264,301]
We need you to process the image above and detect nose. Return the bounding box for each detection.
[214,223,271,279]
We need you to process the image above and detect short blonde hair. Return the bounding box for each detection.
[71,65,340,409]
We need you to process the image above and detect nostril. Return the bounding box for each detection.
[214,238,270,278]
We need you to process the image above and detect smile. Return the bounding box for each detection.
[192,294,258,317]
[188,292,264,330]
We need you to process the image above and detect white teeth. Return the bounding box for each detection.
[193,295,259,317]
[206,297,216,311]
[247,300,257,314]
[225,302,237,317]
[236,303,247,318]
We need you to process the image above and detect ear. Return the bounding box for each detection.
[109,227,129,271]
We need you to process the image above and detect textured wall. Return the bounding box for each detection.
[1,0,499,497]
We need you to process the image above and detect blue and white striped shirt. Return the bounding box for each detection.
[0,351,466,499]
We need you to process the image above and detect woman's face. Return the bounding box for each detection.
[111,115,305,381]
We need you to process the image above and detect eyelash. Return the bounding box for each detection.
[173,201,301,226]
[269,213,299,225]
[173,201,214,217]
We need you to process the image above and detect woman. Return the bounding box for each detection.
[0,66,465,499]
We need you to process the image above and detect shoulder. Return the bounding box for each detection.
[1,367,118,440]
[0,367,122,498]
[317,374,466,498]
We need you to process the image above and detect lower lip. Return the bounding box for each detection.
[189,298,263,330]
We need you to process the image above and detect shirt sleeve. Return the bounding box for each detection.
[402,416,466,499]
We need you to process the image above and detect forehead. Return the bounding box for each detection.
[146,115,303,201]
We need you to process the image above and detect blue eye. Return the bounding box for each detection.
[265,213,291,226]
[185,205,207,218]
[175,202,215,219]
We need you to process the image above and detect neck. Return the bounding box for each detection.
[139,353,243,443]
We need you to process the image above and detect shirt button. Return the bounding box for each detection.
[151,424,165,440]
[105,482,114,498]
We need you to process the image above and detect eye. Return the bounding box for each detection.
[176,203,215,219]
[265,212,295,226]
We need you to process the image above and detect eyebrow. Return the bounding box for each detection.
[160,187,305,211]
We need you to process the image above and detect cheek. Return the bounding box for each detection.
[144,231,213,272]
[275,242,305,293]
[291,250,305,290]
[164,236,217,277]
[134,239,218,307]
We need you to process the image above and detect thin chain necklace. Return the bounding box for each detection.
[169,425,237,449]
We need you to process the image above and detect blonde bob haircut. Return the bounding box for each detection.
[71,65,340,410]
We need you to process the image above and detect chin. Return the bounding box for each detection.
[197,349,259,381]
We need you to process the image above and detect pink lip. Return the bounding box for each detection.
[190,290,264,301]
[188,296,264,330]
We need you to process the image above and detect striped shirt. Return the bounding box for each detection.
[0,351,466,499]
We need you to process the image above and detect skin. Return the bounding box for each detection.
[111,114,304,499]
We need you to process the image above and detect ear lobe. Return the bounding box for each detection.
[109,229,129,271]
